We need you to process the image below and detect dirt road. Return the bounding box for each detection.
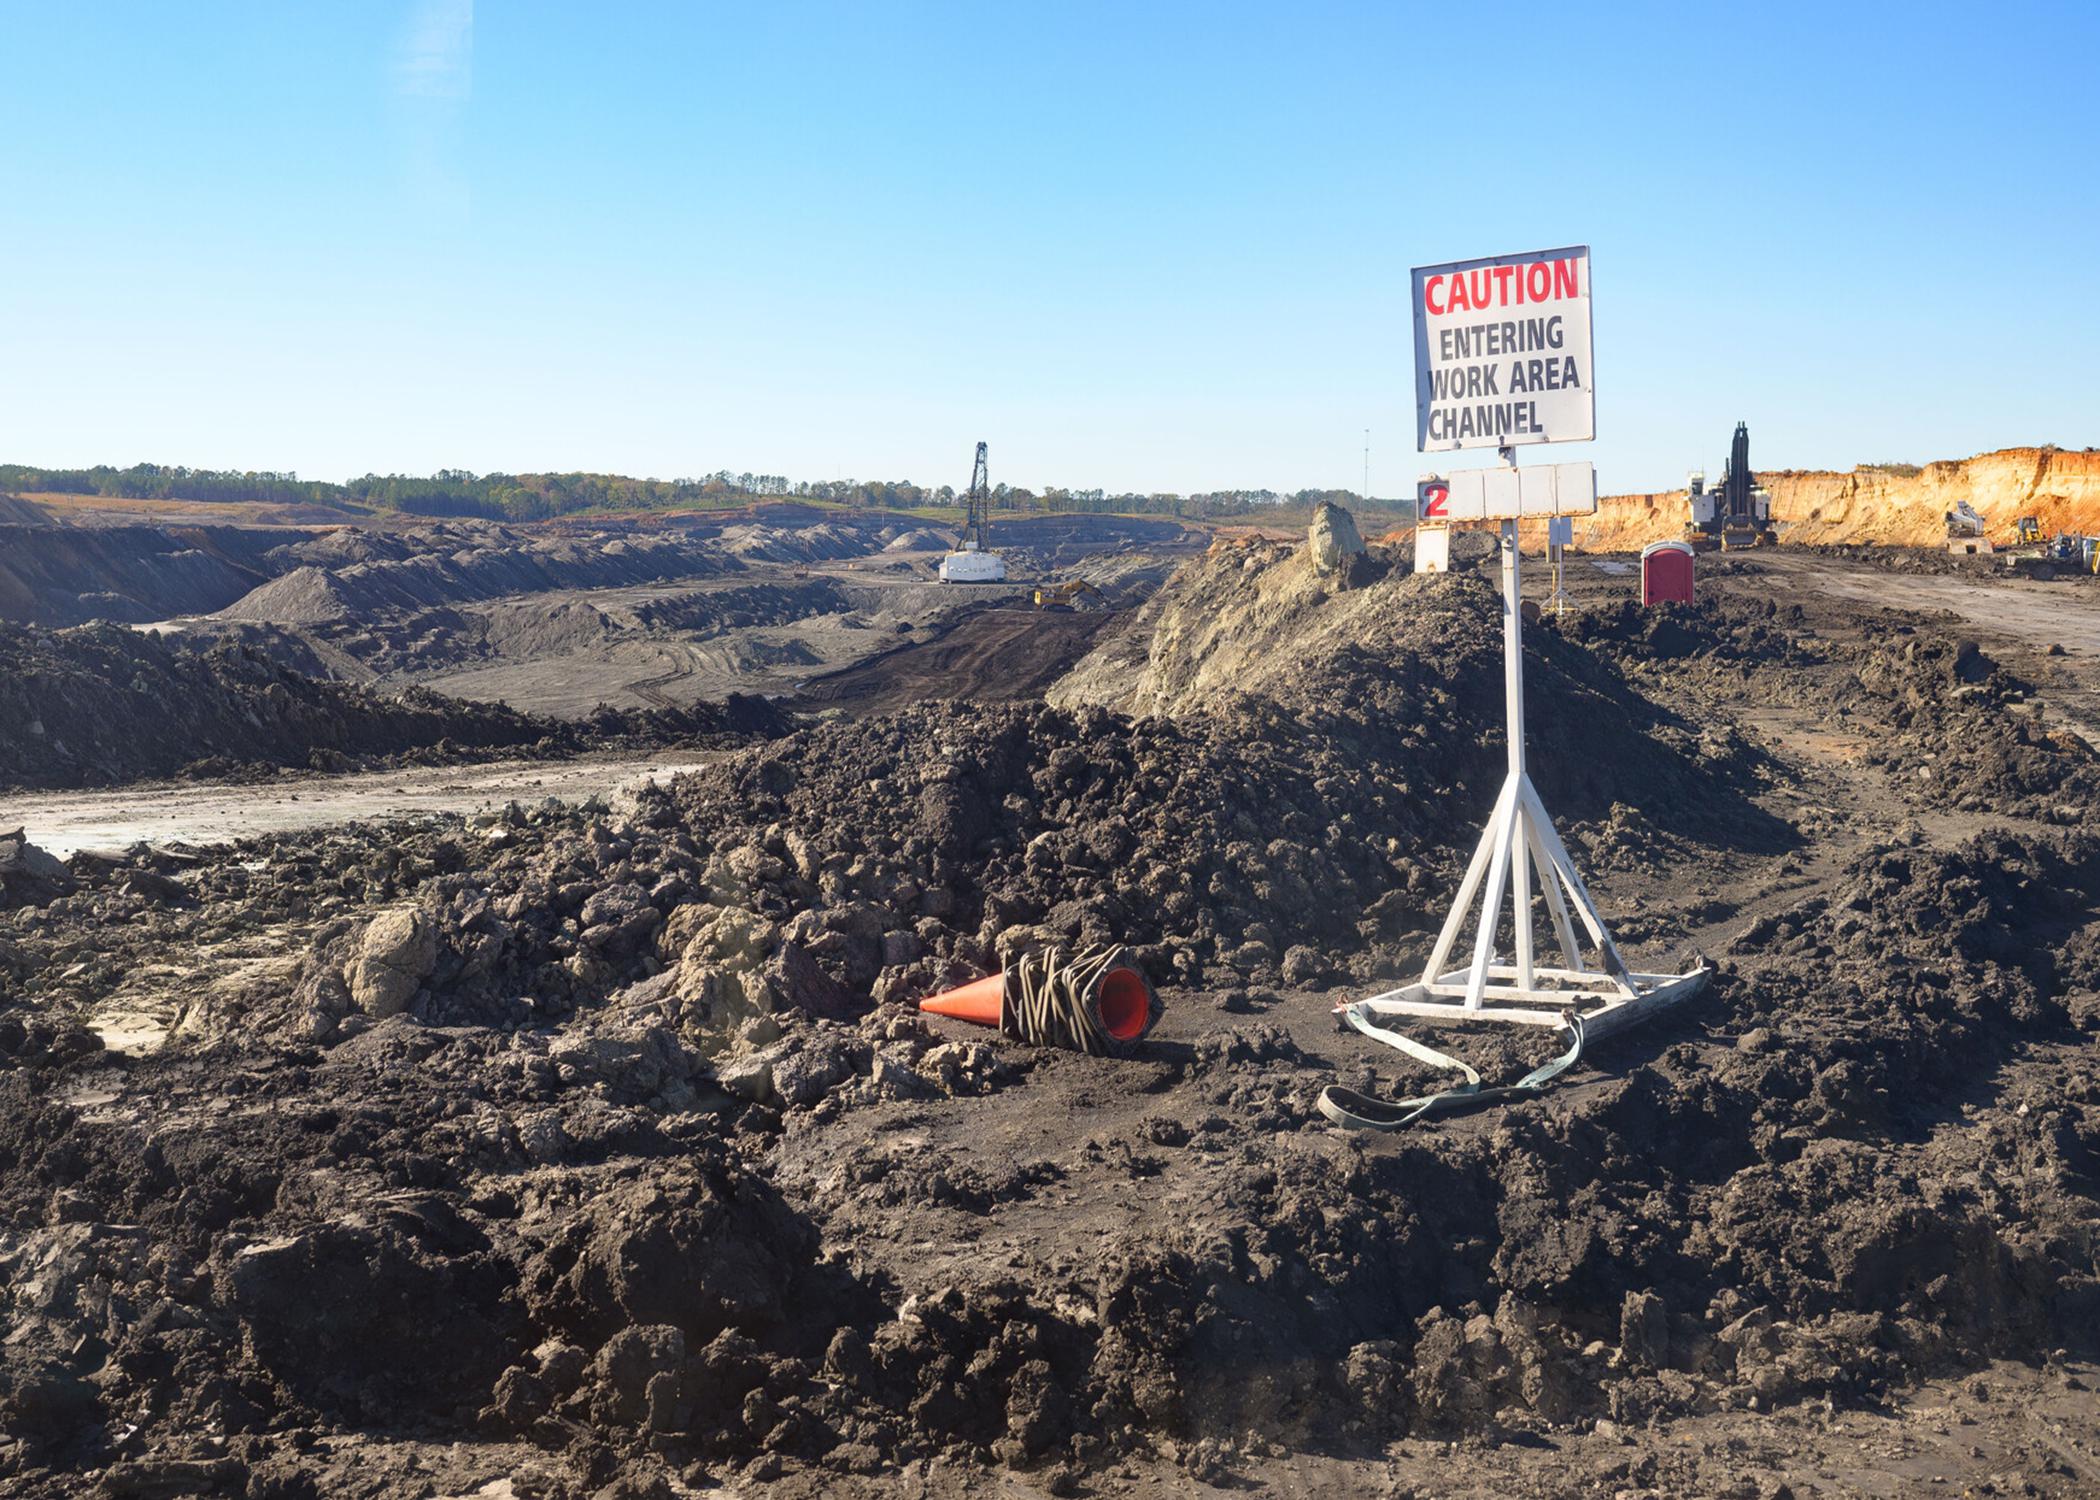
[1752,550,2100,654]
[0,751,723,858]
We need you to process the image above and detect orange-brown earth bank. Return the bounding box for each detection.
[1568,446,2100,551]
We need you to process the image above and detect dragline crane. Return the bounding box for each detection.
[938,441,1008,582]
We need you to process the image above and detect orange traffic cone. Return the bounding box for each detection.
[918,970,1005,1028]
[1087,964,1154,1043]
[918,946,1159,1055]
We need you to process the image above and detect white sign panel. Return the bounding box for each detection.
[1417,462,1595,524]
[1413,246,1594,453]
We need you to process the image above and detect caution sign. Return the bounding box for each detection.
[1413,246,1593,453]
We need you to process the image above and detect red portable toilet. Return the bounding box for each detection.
[1641,541,1695,605]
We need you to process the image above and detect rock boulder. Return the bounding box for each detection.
[1307,502,1366,580]
[348,907,438,1017]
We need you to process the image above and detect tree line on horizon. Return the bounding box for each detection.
[0,462,1385,522]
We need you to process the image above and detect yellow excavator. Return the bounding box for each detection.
[1031,578,1106,611]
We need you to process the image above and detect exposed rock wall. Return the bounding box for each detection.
[1568,447,2100,551]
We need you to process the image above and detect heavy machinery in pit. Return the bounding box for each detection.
[1030,578,1106,611]
[939,441,1008,583]
[1685,421,1776,550]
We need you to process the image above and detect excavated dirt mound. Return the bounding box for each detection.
[0,522,288,626]
[881,527,952,552]
[1057,541,1791,858]
[5,793,2099,1496]
[0,514,895,631]
[5,549,2100,1495]
[260,579,865,682]
[1809,543,2094,581]
[711,522,872,564]
[0,622,786,791]
[628,580,855,636]
[648,564,1780,1015]
[1565,594,2100,822]
[212,525,747,625]
[986,514,1201,572]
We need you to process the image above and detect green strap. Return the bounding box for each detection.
[1317,1009,1585,1131]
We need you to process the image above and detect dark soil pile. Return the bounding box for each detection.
[976,514,1197,573]
[0,564,1802,1076]
[5,811,2097,1496]
[793,608,1117,714]
[1568,593,2100,822]
[1816,542,2100,584]
[1059,548,1796,859]
[1561,594,1820,672]
[213,524,746,625]
[288,579,863,680]
[667,573,1786,1004]
[0,522,287,626]
[0,622,785,790]
[629,579,855,635]
[1846,627,2100,819]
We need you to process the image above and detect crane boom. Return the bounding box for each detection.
[962,442,991,552]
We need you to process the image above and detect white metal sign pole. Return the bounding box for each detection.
[1486,446,1530,1003]
[1499,494,1531,996]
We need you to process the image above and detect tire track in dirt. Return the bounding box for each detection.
[626,664,696,710]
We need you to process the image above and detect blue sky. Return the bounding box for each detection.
[2,1,2094,496]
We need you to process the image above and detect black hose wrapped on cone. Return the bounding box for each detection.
[1000,943,1160,1056]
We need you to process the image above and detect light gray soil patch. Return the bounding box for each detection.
[0,751,722,858]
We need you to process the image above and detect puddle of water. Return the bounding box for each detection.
[0,753,722,860]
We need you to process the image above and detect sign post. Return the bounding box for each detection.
[1346,247,1707,1043]
[1547,514,1572,617]
[1414,478,1452,574]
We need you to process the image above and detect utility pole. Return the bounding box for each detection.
[1363,428,1370,506]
